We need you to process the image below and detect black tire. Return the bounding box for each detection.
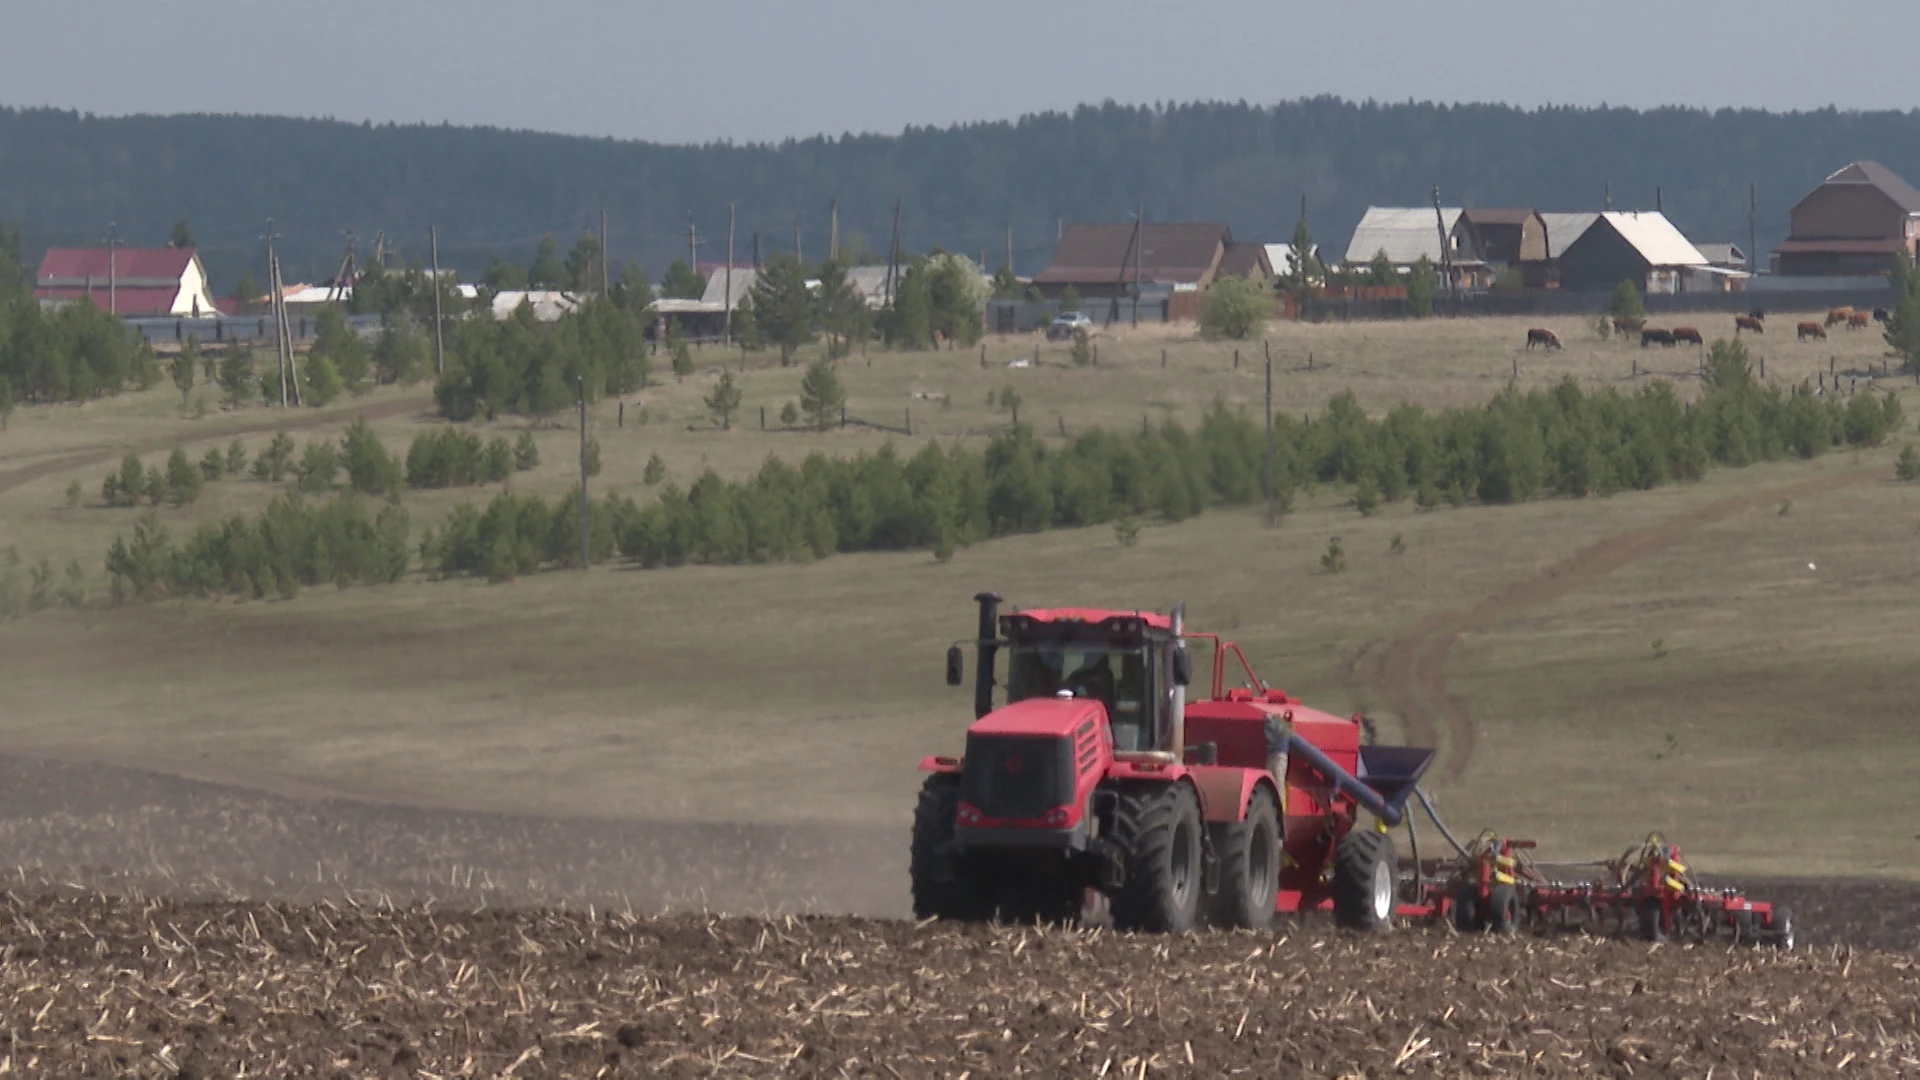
[909,776,988,920]
[1451,883,1483,933]
[1637,897,1668,943]
[1109,783,1204,933]
[1332,828,1398,931]
[1769,908,1796,951]
[1210,787,1280,930]
[1486,883,1520,934]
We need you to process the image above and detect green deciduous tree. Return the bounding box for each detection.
[1368,249,1398,287]
[526,235,567,289]
[217,347,254,407]
[1198,275,1271,340]
[311,306,368,391]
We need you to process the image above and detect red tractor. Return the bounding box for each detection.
[911,593,1437,932]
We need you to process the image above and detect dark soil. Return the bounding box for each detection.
[3,887,1916,1078]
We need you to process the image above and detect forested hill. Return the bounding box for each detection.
[5,100,1920,291]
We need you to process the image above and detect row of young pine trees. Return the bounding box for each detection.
[99,338,1904,600]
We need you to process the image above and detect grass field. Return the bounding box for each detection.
[1,311,1916,884]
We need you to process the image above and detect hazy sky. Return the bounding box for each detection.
[2,0,1915,144]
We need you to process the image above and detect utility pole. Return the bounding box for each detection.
[1005,219,1013,275]
[828,198,838,262]
[885,199,902,307]
[263,220,287,406]
[327,230,357,304]
[687,221,700,269]
[429,225,445,376]
[752,231,761,269]
[1431,185,1455,300]
[1656,187,1664,213]
[1132,201,1143,326]
[105,223,118,316]
[724,203,735,343]
[1263,340,1276,526]
[599,208,610,297]
[577,377,589,572]
[1748,183,1758,274]
[793,216,802,263]
[1604,182,1613,211]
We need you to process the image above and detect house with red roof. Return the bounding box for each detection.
[34,247,221,318]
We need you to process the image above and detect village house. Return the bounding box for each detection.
[1032,222,1236,320]
[1771,161,1920,276]
[1552,211,1708,294]
[34,246,220,317]
[1340,207,1490,290]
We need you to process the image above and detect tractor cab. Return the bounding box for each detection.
[947,596,1190,756]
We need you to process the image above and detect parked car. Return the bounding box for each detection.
[1046,312,1092,340]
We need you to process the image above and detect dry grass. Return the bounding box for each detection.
[1,313,1917,883]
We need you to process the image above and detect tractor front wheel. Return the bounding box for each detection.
[909,775,988,921]
[1210,786,1280,930]
[1110,783,1204,933]
[1332,828,1397,931]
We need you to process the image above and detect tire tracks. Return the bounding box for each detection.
[0,394,434,497]
[1372,467,1883,783]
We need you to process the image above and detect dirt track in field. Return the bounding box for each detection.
[1370,467,1884,783]
[0,392,434,496]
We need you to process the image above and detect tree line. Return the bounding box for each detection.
[9,102,1920,291]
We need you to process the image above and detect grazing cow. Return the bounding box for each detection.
[1641,328,1676,348]
[1734,315,1765,334]
[1671,327,1704,346]
[1874,307,1891,323]
[1611,315,1638,336]
[1748,308,1767,321]
[1525,327,1562,350]
[1825,307,1854,328]
[1848,311,1870,329]
[1797,321,1827,341]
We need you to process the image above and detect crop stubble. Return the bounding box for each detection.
[3,884,1917,1078]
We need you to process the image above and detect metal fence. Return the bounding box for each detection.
[122,313,388,346]
[1302,285,1897,322]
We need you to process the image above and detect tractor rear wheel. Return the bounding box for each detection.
[909,775,988,921]
[1210,786,1280,930]
[1332,828,1398,931]
[1109,783,1204,933]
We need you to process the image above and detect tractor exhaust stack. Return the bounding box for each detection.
[971,592,1002,719]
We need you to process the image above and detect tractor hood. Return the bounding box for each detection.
[970,695,1107,740]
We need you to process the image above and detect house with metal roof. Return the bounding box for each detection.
[1553,211,1708,294]
[1033,222,1233,297]
[1262,242,1319,278]
[1771,161,1920,276]
[34,247,220,317]
[1341,207,1489,289]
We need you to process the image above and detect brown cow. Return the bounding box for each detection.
[1825,307,1854,327]
[1671,327,1704,346]
[1848,311,1870,329]
[1798,321,1828,341]
[1641,328,1676,347]
[1734,315,1765,334]
[1525,327,1562,350]
[1611,315,1640,336]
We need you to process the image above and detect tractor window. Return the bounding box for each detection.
[1006,641,1154,752]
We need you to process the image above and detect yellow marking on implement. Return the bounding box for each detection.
[1665,876,1687,892]
[1665,859,1687,876]
[1493,872,1516,886]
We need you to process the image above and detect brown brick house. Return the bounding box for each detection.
[1771,161,1920,276]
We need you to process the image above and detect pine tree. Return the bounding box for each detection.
[749,256,815,366]
[704,370,744,429]
[799,360,845,431]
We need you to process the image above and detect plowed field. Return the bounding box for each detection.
[4,886,1917,1078]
